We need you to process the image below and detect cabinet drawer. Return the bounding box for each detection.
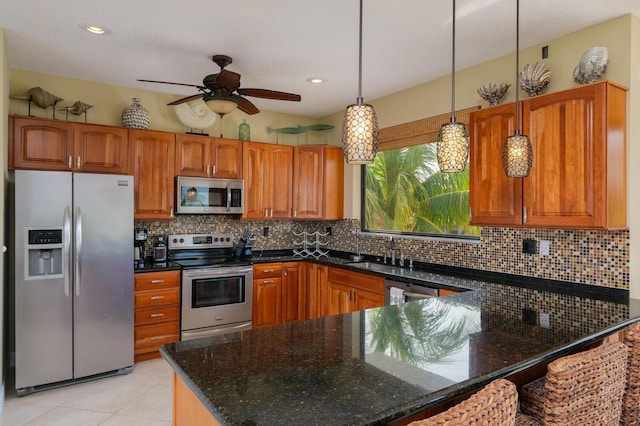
[254,263,283,279]
[135,305,180,326]
[135,322,180,353]
[134,270,180,291]
[135,287,180,308]
[328,267,384,294]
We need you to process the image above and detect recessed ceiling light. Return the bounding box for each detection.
[86,26,106,34]
[307,78,324,84]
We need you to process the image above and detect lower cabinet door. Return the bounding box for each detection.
[134,322,180,359]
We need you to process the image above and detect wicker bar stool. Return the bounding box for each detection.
[622,322,640,425]
[408,378,518,425]
[516,341,629,425]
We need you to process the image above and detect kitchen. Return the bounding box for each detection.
[1,2,640,424]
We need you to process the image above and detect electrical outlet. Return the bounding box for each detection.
[539,240,550,256]
[263,226,269,237]
[325,226,332,236]
[542,45,549,59]
[540,312,551,328]
[522,239,537,254]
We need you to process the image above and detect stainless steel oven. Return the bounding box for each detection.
[181,266,253,340]
[169,233,253,341]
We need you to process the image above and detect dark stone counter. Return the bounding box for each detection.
[160,275,640,425]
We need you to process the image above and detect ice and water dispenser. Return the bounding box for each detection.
[25,228,63,279]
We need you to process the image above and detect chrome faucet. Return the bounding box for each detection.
[389,236,397,265]
[399,251,405,267]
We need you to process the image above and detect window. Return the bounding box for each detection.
[362,143,480,238]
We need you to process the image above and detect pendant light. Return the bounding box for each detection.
[502,0,533,177]
[341,0,379,165]
[437,0,469,173]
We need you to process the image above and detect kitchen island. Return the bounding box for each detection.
[161,269,640,425]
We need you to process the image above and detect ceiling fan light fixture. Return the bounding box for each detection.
[204,95,239,116]
[341,0,379,165]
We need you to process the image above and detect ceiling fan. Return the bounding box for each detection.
[138,54,301,116]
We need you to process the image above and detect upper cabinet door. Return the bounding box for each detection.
[175,134,210,177]
[74,124,128,174]
[242,142,271,219]
[469,104,522,226]
[129,129,176,221]
[11,116,74,171]
[293,146,323,219]
[211,138,242,179]
[522,81,627,229]
[269,145,293,219]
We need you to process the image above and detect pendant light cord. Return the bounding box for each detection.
[450,0,456,123]
[514,0,520,135]
[357,0,364,104]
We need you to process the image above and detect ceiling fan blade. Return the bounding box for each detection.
[237,97,260,115]
[138,79,202,89]
[167,94,204,106]
[237,88,301,102]
[217,70,241,89]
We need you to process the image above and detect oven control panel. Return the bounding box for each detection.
[168,233,234,249]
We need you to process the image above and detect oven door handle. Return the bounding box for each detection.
[403,291,436,300]
[182,266,253,279]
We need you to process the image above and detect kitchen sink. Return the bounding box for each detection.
[347,261,398,274]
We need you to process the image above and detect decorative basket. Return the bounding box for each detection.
[122,98,150,129]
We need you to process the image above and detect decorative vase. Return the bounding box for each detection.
[122,98,150,129]
[238,119,250,141]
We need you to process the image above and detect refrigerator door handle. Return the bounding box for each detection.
[74,206,82,296]
[63,206,72,297]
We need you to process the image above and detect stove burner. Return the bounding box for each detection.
[168,233,252,269]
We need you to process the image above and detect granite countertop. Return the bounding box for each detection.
[160,273,640,425]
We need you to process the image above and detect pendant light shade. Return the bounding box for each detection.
[342,0,379,165]
[342,101,379,164]
[502,131,533,177]
[437,0,468,173]
[437,121,469,172]
[502,0,533,178]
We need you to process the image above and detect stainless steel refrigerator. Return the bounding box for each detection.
[14,170,134,395]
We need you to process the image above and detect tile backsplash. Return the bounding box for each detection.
[136,217,629,290]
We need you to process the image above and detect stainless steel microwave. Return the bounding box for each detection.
[176,176,244,215]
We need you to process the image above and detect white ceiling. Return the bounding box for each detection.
[2,1,639,118]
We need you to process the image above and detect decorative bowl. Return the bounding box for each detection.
[520,62,551,97]
[477,83,511,106]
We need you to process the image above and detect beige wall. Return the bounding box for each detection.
[629,14,640,298]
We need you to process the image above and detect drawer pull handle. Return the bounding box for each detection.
[150,296,164,300]
[262,280,273,284]
[149,336,165,341]
[150,313,165,318]
[263,269,274,273]
[150,279,165,284]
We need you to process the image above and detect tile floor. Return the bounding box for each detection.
[0,358,172,426]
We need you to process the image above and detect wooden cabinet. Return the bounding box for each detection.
[326,267,384,315]
[10,115,128,174]
[175,134,242,178]
[303,262,328,319]
[129,129,176,221]
[281,262,303,324]
[134,270,181,362]
[252,263,283,329]
[292,146,344,220]
[469,81,627,229]
[439,288,459,297]
[243,142,293,219]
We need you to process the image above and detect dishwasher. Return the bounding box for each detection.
[384,279,439,305]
